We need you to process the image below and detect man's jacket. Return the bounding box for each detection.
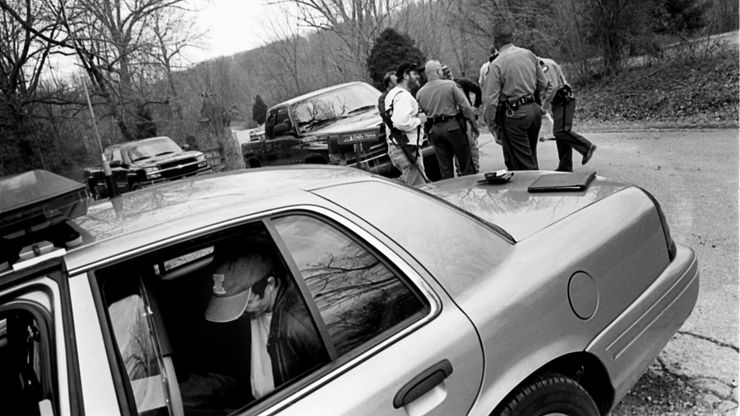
[268,282,326,385]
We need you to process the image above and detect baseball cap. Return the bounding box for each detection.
[395,62,424,80]
[205,247,274,323]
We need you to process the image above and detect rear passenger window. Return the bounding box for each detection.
[272,214,428,355]
[97,222,331,415]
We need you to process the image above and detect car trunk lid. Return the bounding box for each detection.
[419,171,629,242]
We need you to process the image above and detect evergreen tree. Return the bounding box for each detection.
[366,28,426,90]
[252,94,267,125]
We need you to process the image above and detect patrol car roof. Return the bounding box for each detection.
[64,165,374,271]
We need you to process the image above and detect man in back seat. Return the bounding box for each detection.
[206,241,327,399]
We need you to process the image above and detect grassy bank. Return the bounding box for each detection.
[574,46,739,130]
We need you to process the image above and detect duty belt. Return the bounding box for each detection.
[429,114,457,124]
[501,94,536,116]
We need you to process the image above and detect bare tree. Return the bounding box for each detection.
[60,0,193,141]
[275,0,406,78]
[0,0,73,174]
[262,8,305,93]
[147,7,204,120]
[585,0,661,74]
[448,0,561,55]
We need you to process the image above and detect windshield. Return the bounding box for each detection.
[123,137,182,162]
[292,83,380,131]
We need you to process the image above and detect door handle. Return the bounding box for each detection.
[393,359,453,409]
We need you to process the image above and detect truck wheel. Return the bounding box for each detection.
[247,159,261,168]
[495,373,599,416]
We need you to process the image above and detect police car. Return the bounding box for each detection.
[0,166,698,416]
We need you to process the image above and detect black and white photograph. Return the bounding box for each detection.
[0,0,737,415]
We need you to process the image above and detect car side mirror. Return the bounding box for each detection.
[272,122,293,136]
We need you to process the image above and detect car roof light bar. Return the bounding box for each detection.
[1,170,90,269]
[1,170,89,232]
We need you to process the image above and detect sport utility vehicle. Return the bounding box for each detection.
[83,136,211,198]
[243,82,439,180]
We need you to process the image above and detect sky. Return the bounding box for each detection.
[187,0,294,63]
[45,0,298,77]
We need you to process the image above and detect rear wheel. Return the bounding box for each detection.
[496,373,599,416]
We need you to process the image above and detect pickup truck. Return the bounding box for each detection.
[243,81,439,180]
[83,136,211,199]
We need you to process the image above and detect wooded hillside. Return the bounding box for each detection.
[0,0,737,179]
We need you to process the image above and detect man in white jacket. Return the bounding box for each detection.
[383,62,428,186]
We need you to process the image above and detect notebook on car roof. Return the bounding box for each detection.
[528,170,596,193]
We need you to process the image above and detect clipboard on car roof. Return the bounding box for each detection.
[528,170,596,193]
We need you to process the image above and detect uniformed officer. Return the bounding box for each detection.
[539,57,597,172]
[442,64,482,174]
[482,23,548,170]
[416,60,479,179]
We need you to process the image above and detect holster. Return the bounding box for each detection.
[423,119,432,136]
[456,113,467,134]
[552,85,574,105]
[495,104,506,125]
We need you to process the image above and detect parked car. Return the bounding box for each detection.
[248,124,265,142]
[244,81,440,180]
[0,166,698,416]
[83,136,211,198]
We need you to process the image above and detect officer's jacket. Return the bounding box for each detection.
[540,57,568,109]
[482,44,548,124]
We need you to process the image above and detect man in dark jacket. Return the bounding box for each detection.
[205,243,326,399]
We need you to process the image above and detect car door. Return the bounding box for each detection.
[270,106,301,164]
[87,220,334,416]
[86,209,482,416]
[266,210,484,416]
[0,258,84,416]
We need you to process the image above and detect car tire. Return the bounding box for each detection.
[495,373,599,416]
